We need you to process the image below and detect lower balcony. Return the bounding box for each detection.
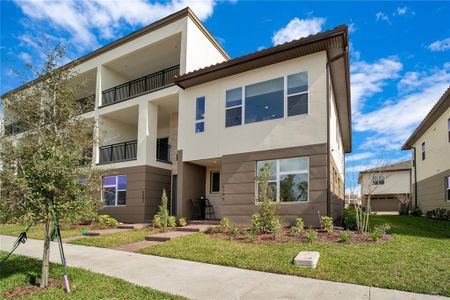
[98,140,137,164]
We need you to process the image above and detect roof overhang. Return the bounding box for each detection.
[175,26,352,152]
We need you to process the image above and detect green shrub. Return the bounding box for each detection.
[244,230,257,242]
[426,208,450,220]
[321,216,334,233]
[227,225,240,240]
[204,226,215,234]
[168,216,177,228]
[178,217,188,227]
[152,214,162,230]
[98,214,118,227]
[271,218,282,239]
[289,218,304,236]
[343,207,357,230]
[339,230,352,243]
[374,223,391,234]
[370,228,382,241]
[153,190,170,231]
[306,227,317,243]
[411,207,423,217]
[219,217,230,232]
[251,213,261,234]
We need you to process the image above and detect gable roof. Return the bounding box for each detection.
[174,25,352,153]
[402,86,450,150]
[1,7,229,99]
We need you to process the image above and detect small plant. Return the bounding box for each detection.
[321,216,334,233]
[343,207,357,230]
[98,214,119,227]
[152,214,162,230]
[289,218,304,236]
[153,189,170,232]
[306,227,317,243]
[374,223,391,234]
[219,217,230,232]
[426,208,450,220]
[251,213,262,234]
[411,207,423,217]
[244,230,257,242]
[370,228,382,241]
[178,217,188,227]
[227,224,240,240]
[204,226,215,234]
[168,216,177,228]
[339,230,352,243]
[271,218,282,239]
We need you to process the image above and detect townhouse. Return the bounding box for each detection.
[2,8,352,226]
[402,87,450,212]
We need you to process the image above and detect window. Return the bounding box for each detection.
[245,77,284,124]
[195,96,205,133]
[210,171,220,193]
[225,88,242,127]
[256,157,309,202]
[372,175,385,185]
[446,177,450,201]
[287,72,308,116]
[447,118,450,142]
[421,142,426,160]
[102,175,127,206]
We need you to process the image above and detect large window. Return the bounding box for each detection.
[287,72,308,116]
[225,88,242,127]
[195,96,205,133]
[256,157,309,202]
[372,175,385,185]
[210,171,220,193]
[103,175,127,206]
[245,77,284,124]
[421,142,426,160]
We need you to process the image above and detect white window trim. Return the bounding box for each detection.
[255,156,310,204]
[102,175,127,207]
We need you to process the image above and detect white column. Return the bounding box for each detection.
[92,66,102,165]
[137,101,158,165]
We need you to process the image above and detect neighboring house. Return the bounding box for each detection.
[358,161,412,212]
[1,8,352,226]
[402,86,450,212]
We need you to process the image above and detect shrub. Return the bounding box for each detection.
[343,207,357,230]
[244,230,257,242]
[411,207,423,217]
[339,230,352,243]
[370,228,382,241]
[251,213,261,234]
[98,214,118,227]
[152,214,162,230]
[306,227,317,243]
[374,223,391,234]
[271,218,282,239]
[426,208,450,221]
[321,216,334,233]
[168,216,177,228]
[204,226,215,234]
[178,217,188,227]
[227,225,241,240]
[153,190,170,231]
[219,217,230,232]
[289,218,304,236]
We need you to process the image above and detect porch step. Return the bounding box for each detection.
[176,227,200,232]
[117,225,135,229]
[145,236,171,242]
[189,220,220,225]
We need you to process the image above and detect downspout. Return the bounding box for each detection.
[411,146,418,209]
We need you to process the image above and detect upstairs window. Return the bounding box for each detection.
[245,77,284,124]
[225,88,242,127]
[195,96,205,133]
[103,175,127,206]
[421,142,426,160]
[287,72,308,116]
[372,175,385,185]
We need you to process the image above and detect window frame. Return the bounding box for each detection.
[195,96,205,133]
[255,156,309,204]
[225,87,244,128]
[372,175,385,185]
[285,71,309,117]
[102,175,127,207]
[210,171,221,193]
[421,142,426,160]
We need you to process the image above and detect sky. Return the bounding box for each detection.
[1,1,449,193]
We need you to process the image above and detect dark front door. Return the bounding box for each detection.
[171,175,177,216]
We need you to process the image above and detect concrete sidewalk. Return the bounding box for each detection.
[0,235,445,300]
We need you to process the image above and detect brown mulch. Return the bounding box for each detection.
[207,227,393,245]
[2,278,64,299]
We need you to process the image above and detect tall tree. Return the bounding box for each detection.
[0,45,102,288]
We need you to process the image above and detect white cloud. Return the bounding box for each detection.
[346,152,375,162]
[272,17,326,45]
[348,22,357,33]
[396,7,408,15]
[350,57,402,113]
[427,38,450,52]
[19,52,32,64]
[14,0,218,49]
[375,12,391,25]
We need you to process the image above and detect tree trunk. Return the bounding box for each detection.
[40,215,51,288]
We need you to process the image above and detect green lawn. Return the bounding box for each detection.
[0,254,186,299]
[0,224,87,240]
[69,229,151,248]
[138,215,450,296]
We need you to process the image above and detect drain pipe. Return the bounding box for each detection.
[411,147,418,209]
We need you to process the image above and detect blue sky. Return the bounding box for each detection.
[1,1,449,192]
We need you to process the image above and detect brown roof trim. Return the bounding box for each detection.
[402,86,450,150]
[1,7,229,99]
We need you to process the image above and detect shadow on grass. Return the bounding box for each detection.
[0,253,52,283]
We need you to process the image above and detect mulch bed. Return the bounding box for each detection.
[207,227,393,245]
[3,278,64,299]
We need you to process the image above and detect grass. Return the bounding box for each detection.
[69,229,151,248]
[0,224,88,240]
[0,253,186,299]
[138,215,450,296]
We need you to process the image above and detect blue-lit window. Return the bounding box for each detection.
[225,87,242,127]
[245,77,284,124]
[195,96,205,133]
[102,175,127,206]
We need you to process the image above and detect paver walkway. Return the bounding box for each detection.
[1,235,446,300]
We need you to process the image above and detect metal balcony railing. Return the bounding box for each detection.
[156,138,171,162]
[77,95,95,113]
[101,65,180,106]
[99,140,137,164]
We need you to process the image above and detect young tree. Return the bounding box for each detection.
[0,45,102,288]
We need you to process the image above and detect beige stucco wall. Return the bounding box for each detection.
[329,78,344,177]
[178,52,328,162]
[360,170,410,195]
[413,106,450,182]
